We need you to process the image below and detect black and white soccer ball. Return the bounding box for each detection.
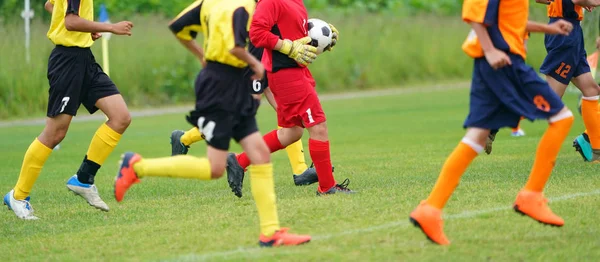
[307,18,333,54]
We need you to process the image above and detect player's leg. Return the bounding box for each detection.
[410,127,487,245]
[170,127,204,156]
[227,126,303,197]
[571,70,600,162]
[236,121,310,246]
[511,117,526,137]
[4,114,73,220]
[66,66,130,211]
[514,107,573,226]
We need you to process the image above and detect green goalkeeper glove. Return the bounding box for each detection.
[279,36,318,66]
[325,23,339,52]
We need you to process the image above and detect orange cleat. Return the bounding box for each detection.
[114,152,142,202]
[409,201,450,245]
[513,190,564,227]
[258,228,311,247]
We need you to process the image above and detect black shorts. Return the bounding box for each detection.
[186,62,259,150]
[244,67,268,94]
[47,45,120,117]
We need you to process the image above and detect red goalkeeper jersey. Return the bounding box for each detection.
[249,0,309,73]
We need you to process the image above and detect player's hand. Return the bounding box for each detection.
[585,6,595,12]
[324,23,338,52]
[249,62,265,81]
[535,0,553,4]
[484,48,511,70]
[111,21,134,36]
[91,32,102,41]
[548,19,573,36]
[279,37,318,66]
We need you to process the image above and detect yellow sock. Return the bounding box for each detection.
[180,127,204,146]
[524,115,573,192]
[284,137,308,174]
[426,140,480,209]
[86,123,121,165]
[133,155,211,180]
[250,163,280,237]
[14,138,53,200]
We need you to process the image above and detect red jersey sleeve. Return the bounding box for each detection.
[462,0,499,26]
[249,0,281,50]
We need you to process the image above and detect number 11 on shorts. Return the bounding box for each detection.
[306,108,315,124]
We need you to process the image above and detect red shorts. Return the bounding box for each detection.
[267,67,325,128]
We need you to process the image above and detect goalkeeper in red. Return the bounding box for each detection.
[226,0,355,197]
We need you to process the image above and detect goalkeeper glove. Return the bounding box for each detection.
[324,23,339,52]
[279,36,318,66]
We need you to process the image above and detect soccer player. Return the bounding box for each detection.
[168,41,320,188]
[3,0,133,220]
[113,0,311,247]
[225,0,355,198]
[409,0,575,245]
[534,0,600,162]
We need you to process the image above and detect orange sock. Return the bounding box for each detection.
[426,139,481,209]
[581,97,600,148]
[524,112,574,192]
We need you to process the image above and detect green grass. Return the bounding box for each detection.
[1,85,599,261]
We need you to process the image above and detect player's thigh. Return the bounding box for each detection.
[545,75,569,98]
[39,114,74,147]
[46,48,85,117]
[572,72,599,97]
[238,131,271,165]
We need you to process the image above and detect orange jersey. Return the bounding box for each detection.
[461,0,528,59]
[547,0,583,20]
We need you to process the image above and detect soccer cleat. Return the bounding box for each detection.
[316,178,356,196]
[510,129,526,137]
[485,132,496,155]
[3,190,38,220]
[293,163,335,186]
[513,190,564,227]
[66,175,109,212]
[409,201,450,245]
[226,153,245,198]
[170,130,189,156]
[114,152,142,202]
[258,228,311,247]
[573,133,593,162]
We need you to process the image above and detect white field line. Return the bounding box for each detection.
[169,189,600,262]
[0,83,467,128]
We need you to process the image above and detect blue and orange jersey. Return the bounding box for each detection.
[461,0,528,59]
[547,0,583,20]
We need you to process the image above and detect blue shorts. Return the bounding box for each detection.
[540,18,590,85]
[464,54,565,130]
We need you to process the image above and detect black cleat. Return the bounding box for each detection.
[316,178,355,196]
[226,153,245,198]
[170,130,189,156]
[485,133,496,155]
[293,163,335,186]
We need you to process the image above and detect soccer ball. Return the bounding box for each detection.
[307,18,333,54]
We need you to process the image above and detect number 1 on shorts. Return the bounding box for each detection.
[306,108,315,124]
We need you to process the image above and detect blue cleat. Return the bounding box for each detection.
[573,133,593,162]
[66,175,109,211]
[4,190,37,220]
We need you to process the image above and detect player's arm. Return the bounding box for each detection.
[264,88,277,110]
[230,7,264,81]
[169,1,205,66]
[526,20,572,35]
[44,0,53,13]
[535,0,553,5]
[64,0,132,35]
[572,0,600,7]
[463,0,510,69]
[250,0,317,66]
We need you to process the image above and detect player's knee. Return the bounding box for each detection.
[210,164,226,179]
[549,107,574,125]
[40,126,68,147]
[108,111,131,133]
[308,122,328,140]
[252,145,271,165]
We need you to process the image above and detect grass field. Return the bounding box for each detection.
[1,85,599,261]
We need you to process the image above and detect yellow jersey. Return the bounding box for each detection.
[47,0,95,48]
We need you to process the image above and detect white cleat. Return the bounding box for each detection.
[511,129,526,137]
[66,175,110,212]
[3,190,38,220]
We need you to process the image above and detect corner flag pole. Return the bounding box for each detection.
[99,4,111,76]
[22,0,34,64]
